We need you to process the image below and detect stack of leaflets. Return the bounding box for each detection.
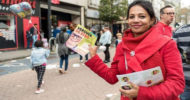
[66,24,97,56]
[117,66,164,90]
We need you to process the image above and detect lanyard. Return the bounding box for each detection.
[124,50,135,71]
[124,52,128,70]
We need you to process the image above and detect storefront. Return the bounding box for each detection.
[40,0,81,39]
[0,4,17,50]
[0,0,40,50]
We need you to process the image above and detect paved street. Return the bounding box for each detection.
[0,47,120,100]
[1,47,190,100]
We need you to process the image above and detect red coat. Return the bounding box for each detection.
[85,27,185,100]
[155,22,173,37]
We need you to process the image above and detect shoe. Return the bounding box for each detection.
[42,81,45,85]
[63,70,67,74]
[80,60,84,63]
[35,89,44,94]
[59,68,63,74]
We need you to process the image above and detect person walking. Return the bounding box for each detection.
[30,24,39,48]
[31,40,50,94]
[26,30,32,49]
[56,27,70,74]
[155,5,175,37]
[85,1,185,100]
[99,26,112,63]
[79,54,88,63]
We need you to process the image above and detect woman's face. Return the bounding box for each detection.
[128,5,154,37]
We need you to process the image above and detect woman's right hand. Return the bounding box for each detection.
[89,45,98,58]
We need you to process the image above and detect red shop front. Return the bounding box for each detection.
[0,0,40,50]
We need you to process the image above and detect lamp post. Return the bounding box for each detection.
[48,0,52,39]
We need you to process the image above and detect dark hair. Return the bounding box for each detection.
[160,5,173,14]
[61,26,67,32]
[34,40,43,48]
[34,23,37,26]
[59,27,68,44]
[127,0,156,20]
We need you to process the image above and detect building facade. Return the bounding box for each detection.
[0,0,88,51]
[0,0,40,50]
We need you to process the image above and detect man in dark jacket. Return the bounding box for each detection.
[30,24,38,48]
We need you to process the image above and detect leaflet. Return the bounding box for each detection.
[116,66,164,89]
[66,24,97,56]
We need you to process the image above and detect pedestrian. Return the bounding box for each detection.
[26,30,32,49]
[85,1,185,100]
[155,5,175,37]
[52,25,61,38]
[115,32,122,47]
[31,40,50,94]
[40,29,45,39]
[99,26,112,63]
[56,27,70,74]
[79,54,88,63]
[30,23,39,48]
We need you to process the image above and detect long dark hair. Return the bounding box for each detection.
[59,27,67,43]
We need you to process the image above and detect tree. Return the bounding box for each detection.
[98,0,128,26]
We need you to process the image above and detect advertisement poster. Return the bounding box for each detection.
[117,66,164,89]
[66,24,97,56]
[0,14,17,50]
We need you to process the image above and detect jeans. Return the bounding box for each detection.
[80,54,88,60]
[27,38,31,48]
[60,54,69,71]
[32,35,38,48]
[104,44,110,61]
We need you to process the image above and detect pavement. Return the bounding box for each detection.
[0,49,32,62]
[0,47,121,100]
[1,47,190,100]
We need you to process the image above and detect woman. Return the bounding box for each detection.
[56,27,70,74]
[85,1,185,100]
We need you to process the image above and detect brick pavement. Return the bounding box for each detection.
[0,47,120,100]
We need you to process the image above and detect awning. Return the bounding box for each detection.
[40,4,80,15]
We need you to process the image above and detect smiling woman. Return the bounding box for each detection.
[127,5,155,37]
[85,1,185,100]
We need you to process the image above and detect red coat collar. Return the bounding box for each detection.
[121,26,171,72]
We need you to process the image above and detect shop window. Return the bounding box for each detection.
[0,13,17,49]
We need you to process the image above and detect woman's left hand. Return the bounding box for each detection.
[119,82,139,98]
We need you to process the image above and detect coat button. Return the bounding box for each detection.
[130,51,135,56]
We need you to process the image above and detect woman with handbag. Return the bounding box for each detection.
[56,27,70,74]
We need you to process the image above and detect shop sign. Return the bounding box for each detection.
[86,9,99,19]
[52,0,60,4]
